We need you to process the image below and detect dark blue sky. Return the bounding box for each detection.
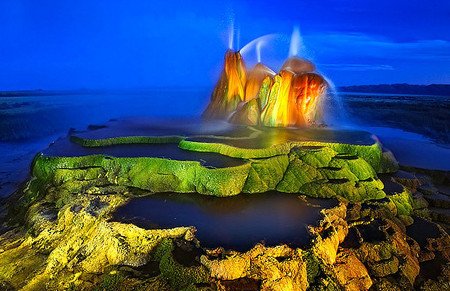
[1,0,449,90]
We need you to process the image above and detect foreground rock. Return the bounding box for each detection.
[0,125,448,290]
[0,173,449,290]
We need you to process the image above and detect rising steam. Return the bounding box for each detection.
[288,26,304,57]
[239,34,279,58]
[228,18,234,50]
[256,41,262,63]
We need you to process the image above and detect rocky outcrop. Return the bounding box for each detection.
[29,139,390,203]
[0,188,195,290]
[0,127,448,290]
[203,51,328,127]
[203,50,247,120]
[201,244,308,290]
[0,172,448,290]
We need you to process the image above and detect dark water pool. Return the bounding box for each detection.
[112,192,338,251]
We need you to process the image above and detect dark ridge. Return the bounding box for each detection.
[172,239,204,267]
[217,278,261,291]
[339,84,450,96]
[335,154,358,160]
[87,124,107,131]
[128,261,161,278]
[327,178,350,184]
[406,216,442,247]
[319,166,342,171]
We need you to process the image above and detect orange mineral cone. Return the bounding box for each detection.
[291,73,327,125]
[204,50,328,127]
[202,50,247,119]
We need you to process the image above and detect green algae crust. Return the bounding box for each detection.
[22,126,402,213]
[29,140,391,204]
[179,139,389,173]
[71,135,184,147]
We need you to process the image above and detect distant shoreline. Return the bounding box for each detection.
[1,84,450,97]
[0,87,210,97]
[339,83,450,96]
[0,90,95,97]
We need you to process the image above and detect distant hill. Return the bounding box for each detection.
[339,84,450,96]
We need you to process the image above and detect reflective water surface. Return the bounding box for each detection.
[112,192,338,251]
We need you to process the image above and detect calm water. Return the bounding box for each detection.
[0,89,208,197]
[112,192,338,251]
[342,92,450,144]
[0,90,449,197]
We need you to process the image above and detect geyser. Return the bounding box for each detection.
[203,50,247,120]
[203,39,328,127]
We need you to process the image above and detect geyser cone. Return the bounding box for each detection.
[282,57,315,74]
[244,63,275,102]
[290,73,327,125]
[260,70,327,127]
[204,50,328,127]
[228,63,274,126]
[261,70,295,127]
[228,98,260,126]
[203,50,247,119]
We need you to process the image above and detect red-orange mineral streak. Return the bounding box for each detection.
[291,73,327,126]
[202,50,247,119]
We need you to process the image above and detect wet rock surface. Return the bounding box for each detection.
[0,124,448,290]
[0,169,449,290]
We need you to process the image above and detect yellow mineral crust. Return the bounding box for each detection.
[0,194,193,290]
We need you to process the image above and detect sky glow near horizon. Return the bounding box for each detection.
[0,0,449,90]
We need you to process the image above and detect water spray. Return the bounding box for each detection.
[256,41,262,63]
[240,34,279,58]
[236,26,240,51]
[228,19,234,50]
[289,26,303,57]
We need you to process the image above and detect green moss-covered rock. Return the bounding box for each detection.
[25,126,398,209]
[276,147,385,202]
[276,155,324,193]
[243,155,289,193]
[389,189,414,216]
[28,135,389,203]
[156,239,210,290]
[71,135,184,147]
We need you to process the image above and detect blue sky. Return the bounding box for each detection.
[0,0,449,90]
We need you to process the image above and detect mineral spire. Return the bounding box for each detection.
[203,51,327,127]
[202,50,247,119]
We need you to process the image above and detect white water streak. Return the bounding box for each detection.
[240,34,279,57]
[289,26,303,57]
[256,41,262,62]
[228,19,234,50]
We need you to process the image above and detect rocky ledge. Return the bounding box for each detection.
[0,122,448,290]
